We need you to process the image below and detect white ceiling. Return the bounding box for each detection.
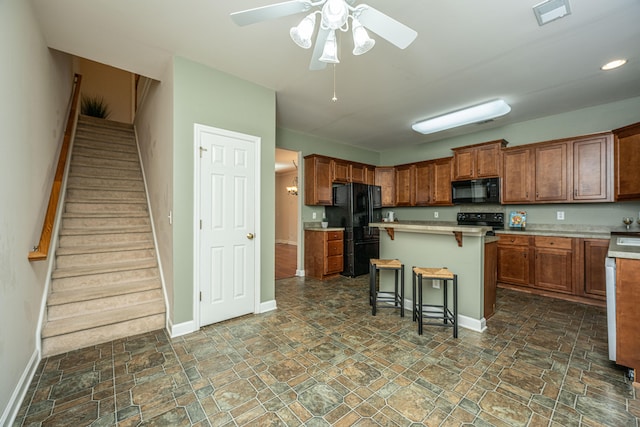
[32,0,640,152]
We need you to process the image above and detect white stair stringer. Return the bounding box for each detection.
[42,115,166,357]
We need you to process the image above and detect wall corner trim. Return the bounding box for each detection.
[169,320,198,338]
[259,300,277,314]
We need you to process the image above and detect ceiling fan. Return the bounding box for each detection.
[230,0,418,70]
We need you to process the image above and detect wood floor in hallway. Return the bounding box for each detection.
[275,243,297,279]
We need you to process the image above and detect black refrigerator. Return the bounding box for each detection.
[325,183,383,277]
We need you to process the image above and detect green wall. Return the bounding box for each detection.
[173,57,276,323]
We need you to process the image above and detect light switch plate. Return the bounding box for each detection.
[557,211,565,220]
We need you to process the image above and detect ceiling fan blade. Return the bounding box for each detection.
[356,5,417,49]
[309,27,330,70]
[230,0,313,26]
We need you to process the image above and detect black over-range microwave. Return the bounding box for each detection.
[451,177,500,204]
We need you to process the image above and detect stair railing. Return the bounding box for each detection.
[29,73,83,261]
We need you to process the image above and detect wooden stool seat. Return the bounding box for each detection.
[370,259,404,317]
[412,266,458,338]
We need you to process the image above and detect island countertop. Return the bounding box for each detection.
[370,221,492,237]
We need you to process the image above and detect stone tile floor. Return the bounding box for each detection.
[14,275,639,426]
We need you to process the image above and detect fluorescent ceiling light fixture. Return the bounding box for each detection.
[601,59,627,71]
[533,0,571,26]
[412,100,511,135]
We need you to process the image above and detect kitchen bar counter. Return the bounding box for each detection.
[371,221,490,333]
[608,235,640,260]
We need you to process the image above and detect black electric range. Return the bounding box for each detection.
[456,212,505,236]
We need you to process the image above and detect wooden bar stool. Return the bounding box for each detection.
[369,259,404,317]
[412,267,458,338]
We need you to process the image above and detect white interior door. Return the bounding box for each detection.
[196,124,259,326]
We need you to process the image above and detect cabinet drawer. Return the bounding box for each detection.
[326,255,343,274]
[498,234,531,246]
[326,231,343,241]
[534,236,572,250]
[326,240,343,256]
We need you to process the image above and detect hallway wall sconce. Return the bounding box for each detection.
[286,160,299,196]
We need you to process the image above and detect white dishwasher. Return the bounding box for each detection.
[605,257,616,362]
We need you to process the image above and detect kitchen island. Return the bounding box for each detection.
[370,221,492,332]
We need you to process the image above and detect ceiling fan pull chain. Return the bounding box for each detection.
[332,64,338,102]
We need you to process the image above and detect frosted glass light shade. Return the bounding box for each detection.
[319,30,340,63]
[352,19,375,55]
[412,99,511,134]
[290,13,316,49]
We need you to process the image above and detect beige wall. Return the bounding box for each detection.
[0,0,73,422]
[275,170,299,245]
[74,57,134,123]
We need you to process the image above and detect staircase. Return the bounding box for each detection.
[41,115,165,356]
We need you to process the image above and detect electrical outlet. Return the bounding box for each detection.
[312,212,317,219]
[434,211,439,218]
[432,281,440,289]
[557,211,565,220]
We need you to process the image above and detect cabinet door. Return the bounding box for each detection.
[414,161,431,206]
[375,167,396,207]
[582,239,608,300]
[304,155,332,205]
[332,159,351,183]
[573,135,611,201]
[365,166,376,185]
[395,165,414,206]
[351,163,367,184]
[534,247,573,294]
[431,158,453,205]
[535,142,568,202]
[476,143,501,178]
[497,245,531,286]
[484,241,498,319]
[614,122,640,200]
[616,258,640,371]
[452,148,475,181]
[502,148,534,203]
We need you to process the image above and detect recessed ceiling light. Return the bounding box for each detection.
[601,59,627,71]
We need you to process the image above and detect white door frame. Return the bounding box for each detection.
[193,123,262,330]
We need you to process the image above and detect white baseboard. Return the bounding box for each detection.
[169,319,198,338]
[401,301,486,333]
[1,349,40,426]
[296,269,305,277]
[260,299,277,313]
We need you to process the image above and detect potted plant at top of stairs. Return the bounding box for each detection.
[81,95,111,119]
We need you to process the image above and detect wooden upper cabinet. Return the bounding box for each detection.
[572,134,612,202]
[502,147,534,204]
[414,161,431,206]
[613,121,640,201]
[350,163,367,184]
[535,142,568,202]
[365,166,376,185]
[452,140,507,181]
[431,157,454,205]
[395,164,414,206]
[304,155,333,206]
[375,167,396,207]
[332,159,351,183]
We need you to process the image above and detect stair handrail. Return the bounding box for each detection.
[29,73,83,261]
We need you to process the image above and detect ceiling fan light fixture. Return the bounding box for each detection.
[290,13,317,49]
[412,99,511,135]
[322,0,349,30]
[319,30,340,63]
[351,19,375,55]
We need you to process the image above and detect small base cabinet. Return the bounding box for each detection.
[616,258,640,373]
[304,229,344,280]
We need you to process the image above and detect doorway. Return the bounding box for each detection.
[275,148,300,279]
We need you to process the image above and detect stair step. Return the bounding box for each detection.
[42,314,165,357]
[48,288,164,320]
[52,258,158,279]
[65,202,148,215]
[66,176,144,191]
[59,231,153,250]
[56,248,156,269]
[61,216,150,229]
[73,145,139,162]
[69,165,142,180]
[71,153,141,171]
[52,267,160,292]
[56,241,155,256]
[59,226,151,237]
[65,188,146,202]
[49,279,161,307]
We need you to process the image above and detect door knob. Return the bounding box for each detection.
[247,233,255,240]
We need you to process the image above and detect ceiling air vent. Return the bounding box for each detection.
[533,0,571,26]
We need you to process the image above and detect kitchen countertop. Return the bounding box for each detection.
[495,225,612,240]
[370,220,492,237]
[304,226,345,232]
[608,235,640,260]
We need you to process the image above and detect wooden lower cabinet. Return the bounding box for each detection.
[497,233,605,305]
[484,241,498,320]
[304,229,344,280]
[616,257,640,372]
